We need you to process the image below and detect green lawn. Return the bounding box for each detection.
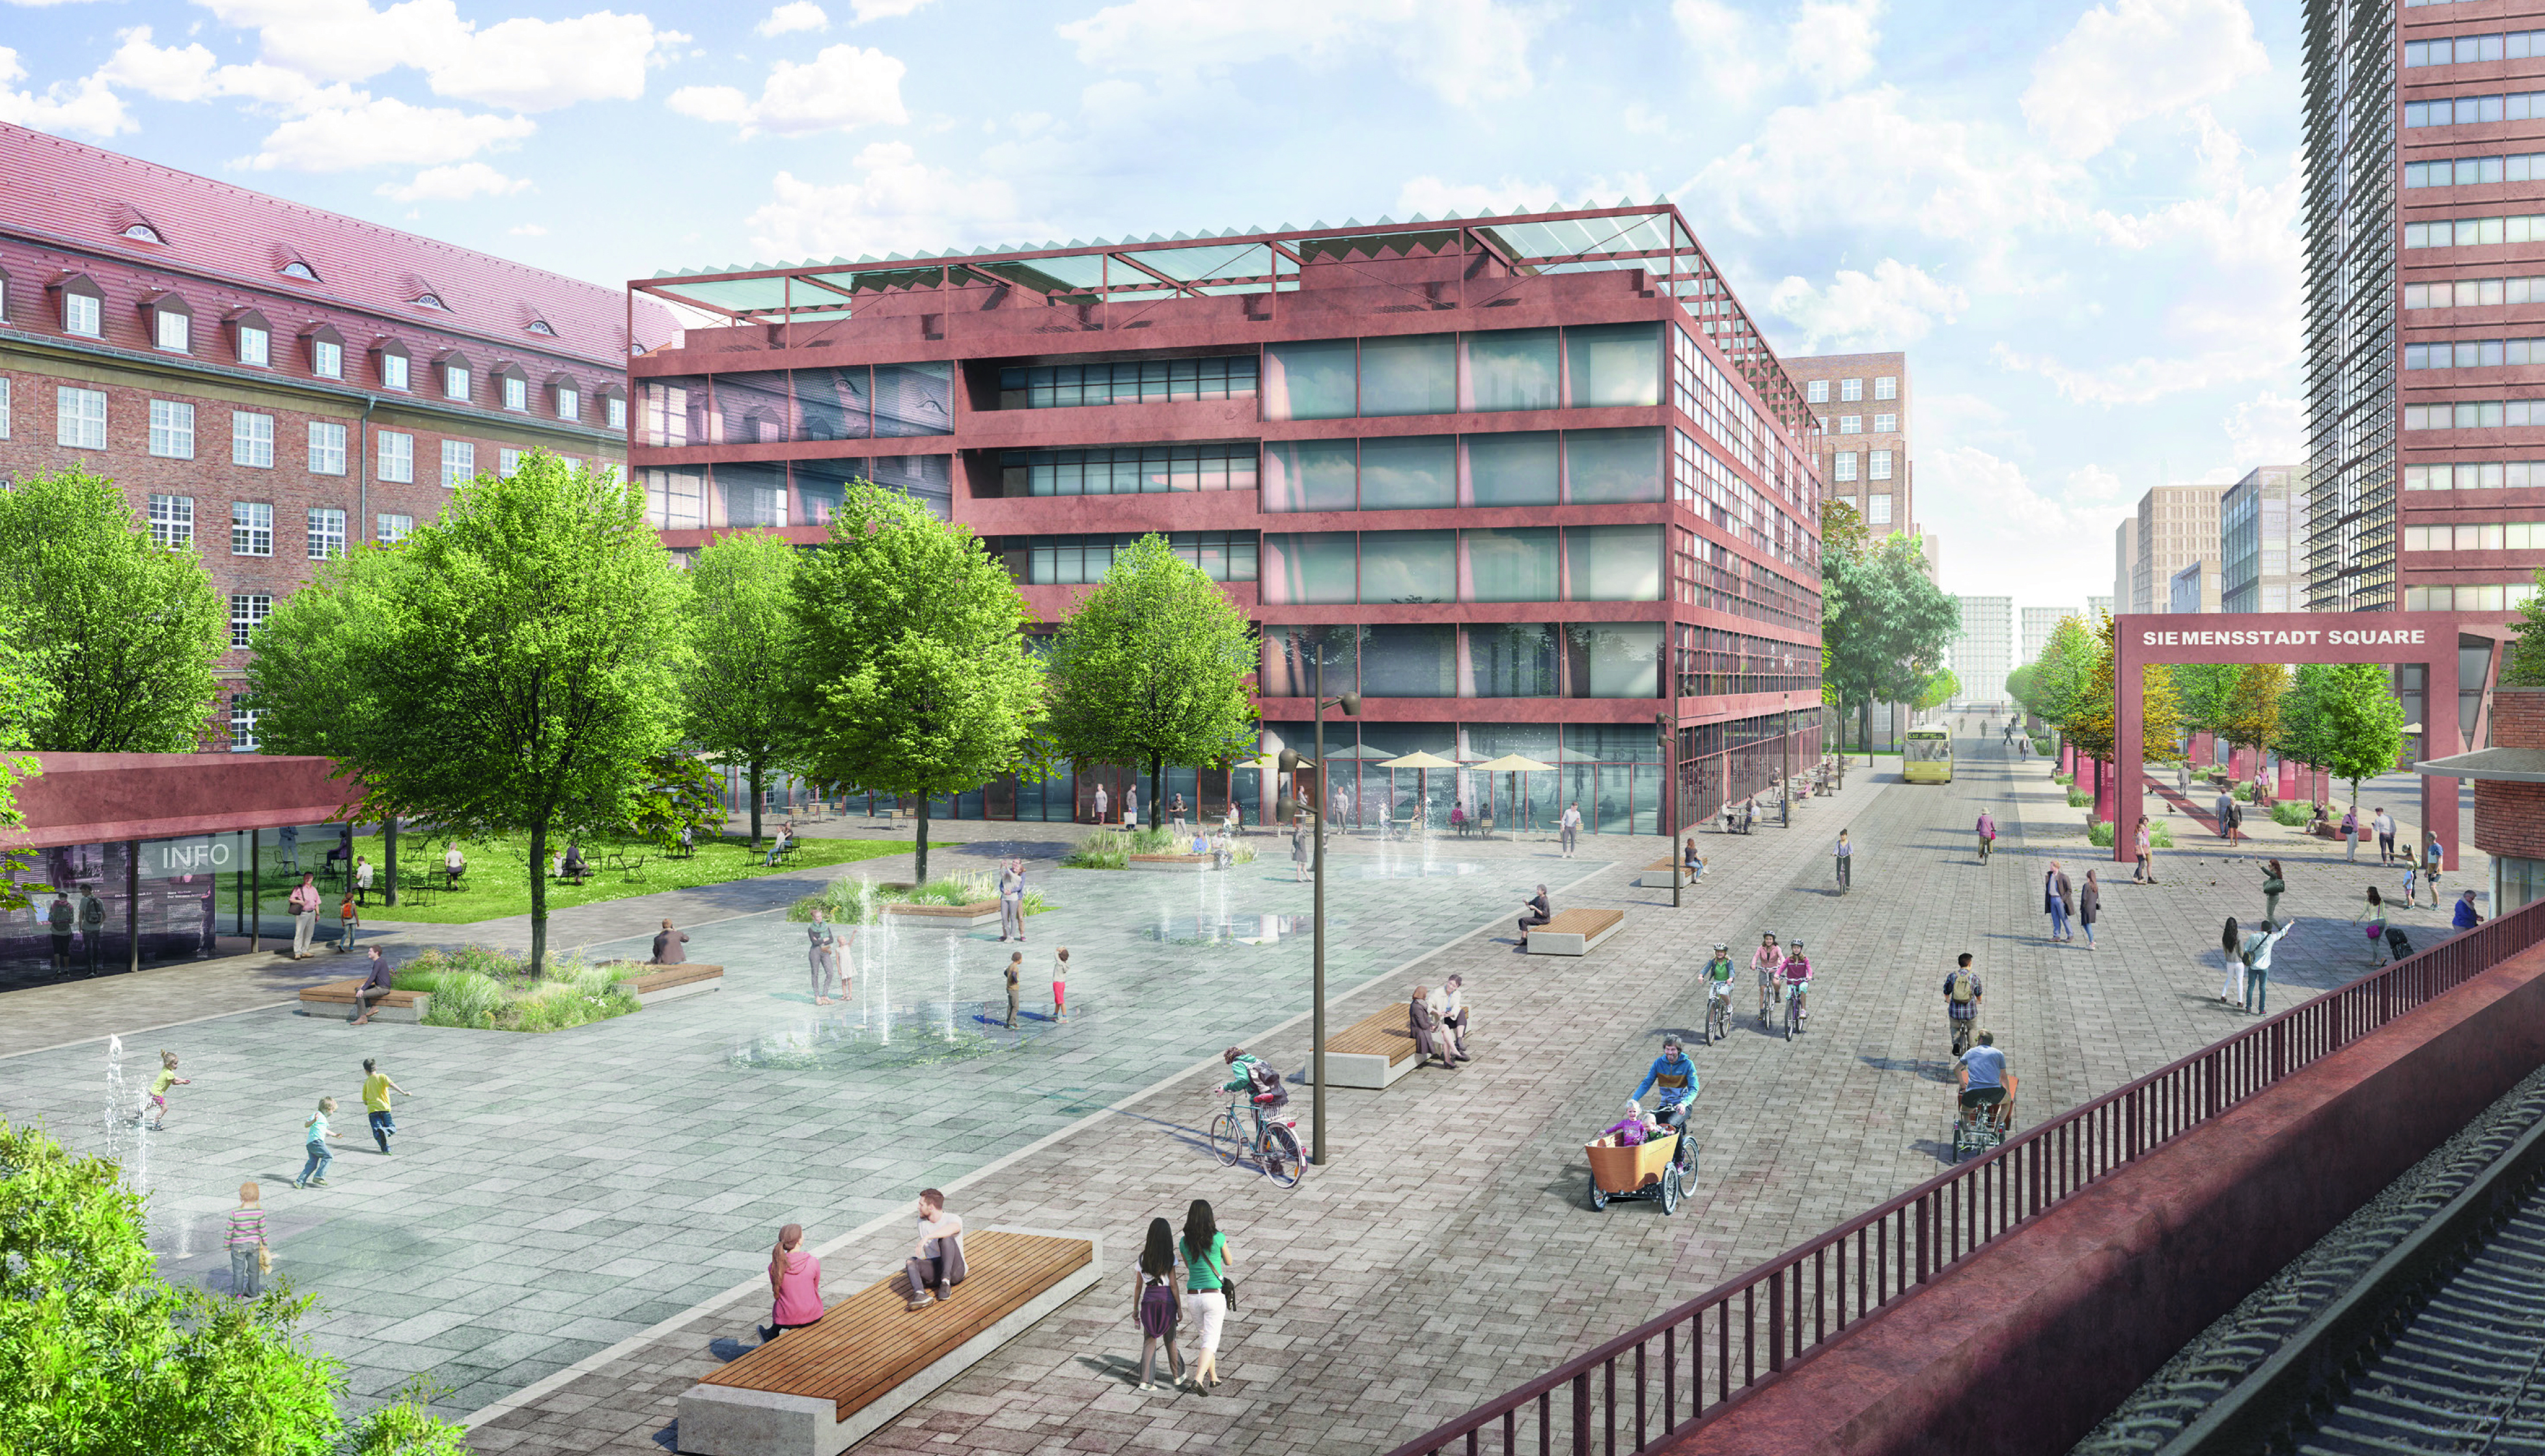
[221,831,939,926]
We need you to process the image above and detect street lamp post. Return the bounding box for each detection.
[1278,646,1357,1167]
[1656,711,1680,909]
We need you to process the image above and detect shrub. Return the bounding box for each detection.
[2052,772,2074,786]
[2270,801,2314,827]
[1063,827,1183,868]
[400,946,635,1032]
[2031,737,2053,756]
[2229,781,2254,802]
[2088,819,2115,847]
[2066,788,2093,808]
[788,874,1051,921]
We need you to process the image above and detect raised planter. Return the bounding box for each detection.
[597,962,726,1006]
[880,900,1002,929]
[1127,853,1216,873]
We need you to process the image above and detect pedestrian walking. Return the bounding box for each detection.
[2260,858,2287,926]
[2079,869,2101,949]
[1169,793,1187,839]
[1126,784,1141,829]
[287,873,321,959]
[337,888,359,952]
[2339,806,2359,862]
[139,1050,188,1130]
[2214,788,2235,842]
[2425,834,2445,898]
[1005,952,1022,1027]
[2044,861,2076,942]
[759,1224,824,1343]
[2219,916,2245,1004]
[226,1182,269,1298]
[1833,829,1854,893]
[1052,947,1069,1023]
[807,908,839,1004]
[1560,801,1583,857]
[2357,886,2390,964]
[652,917,689,965]
[2134,817,2158,883]
[79,886,106,974]
[1290,816,1311,883]
[1130,1215,1188,1392]
[1179,1199,1231,1390]
[295,1097,341,1187]
[2238,918,2296,1015]
[997,858,1026,942]
[360,1058,406,1155]
[2374,807,2397,865]
[354,854,375,905]
[2455,889,2486,933]
[1094,784,1109,825]
[46,890,73,974]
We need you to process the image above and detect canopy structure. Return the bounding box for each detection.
[1377,751,1460,770]
[1470,754,1553,773]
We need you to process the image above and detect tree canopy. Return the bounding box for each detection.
[1044,534,1257,828]
[2021,614,2096,729]
[680,530,806,845]
[2277,662,2408,805]
[788,484,1042,883]
[1822,528,1958,756]
[2167,663,2242,743]
[1915,667,1960,713]
[247,454,691,972]
[2218,663,2290,756]
[0,468,224,752]
[2063,612,2178,770]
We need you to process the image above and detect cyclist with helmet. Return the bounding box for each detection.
[1781,940,1815,1030]
[1632,1035,1700,1152]
[1700,942,1736,1032]
[1751,933,1785,1026]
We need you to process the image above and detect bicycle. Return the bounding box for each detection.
[1977,833,1993,863]
[1210,1091,1304,1190]
[1949,1016,1975,1058]
[1785,980,1808,1039]
[1703,983,1732,1045]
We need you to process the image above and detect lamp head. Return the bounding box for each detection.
[1277,749,1304,773]
[1339,692,1361,717]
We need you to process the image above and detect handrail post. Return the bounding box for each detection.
[1572,1371,1589,1456]
[1768,1271,1785,1372]
[1916,1195,1930,1284]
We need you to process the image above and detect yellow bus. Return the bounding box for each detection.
[1903,726,1954,784]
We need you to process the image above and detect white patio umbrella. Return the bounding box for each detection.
[1468,753,1553,836]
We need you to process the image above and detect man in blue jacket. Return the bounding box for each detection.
[1632,1036,1699,1142]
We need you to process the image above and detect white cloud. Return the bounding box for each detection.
[1669,0,1883,102]
[2021,0,2269,159]
[243,95,535,171]
[1395,176,1561,217]
[94,26,354,113]
[375,161,532,200]
[850,0,934,17]
[757,2,827,36]
[0,46,132,137]
[510,222,548,236]
[189,0,673,112]
[1059,0,1545,107]
[1922,448,2146,601]
[1788,0,1885,94]
[669,44,906,137]
[1767,258,1967,349]
[2224,391,2304,465]
[1622,102,1667,135]
[745,144,1023,260]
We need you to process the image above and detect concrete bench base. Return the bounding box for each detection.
[599,963,727,1006]
[1295,1002,1428,1088]
[296,980,428,1023]
[1295,1046,1421,1090]
[1525,909,1626,957]
[1127,854,1216,872]
[878,901,1001,930]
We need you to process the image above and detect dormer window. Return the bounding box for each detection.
[280,260,320,282]
[527,319,556,337]
[505,375,527,410]
[143,292,193,353]
[415,293,449,311]
[304,323,346,379]
[437,350,471,402]
[122,224,165,245]
[230,308,271,367]
[604,392,627,431]
[557,385,579,422]
[376,338,411,391]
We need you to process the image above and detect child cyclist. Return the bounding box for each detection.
[1701,942,1736,1028]
[1751,933,1785,1028]
[1782,940,1815,1030]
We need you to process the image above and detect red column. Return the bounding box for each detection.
[2094,758,2117,827]
[2277,757,2296,801]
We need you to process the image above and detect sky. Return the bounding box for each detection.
[0,0,2305,611]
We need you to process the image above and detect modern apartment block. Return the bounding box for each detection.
[2021,605,2077,665]
[2221,464,2304,611]
[2169,559,2221,614]
[1784,351,1910,535]
[2115,521,2139,615]
[1948,595,2012,704]
[2302,0,2545,615]
[2088,594,2114,622]
[628,205,1825,836]
[2130,484,2224,613]
[0,124,654,747]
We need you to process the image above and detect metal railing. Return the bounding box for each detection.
[1387,897,2545,1456]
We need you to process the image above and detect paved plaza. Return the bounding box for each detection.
[0,732,2488,1455]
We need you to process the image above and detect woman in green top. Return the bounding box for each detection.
[1178,1198,1230,1389]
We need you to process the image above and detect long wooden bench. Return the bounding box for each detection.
[296,978,428,1023]
[677,1228,1101,1456]
[603,963,726,1006]
[1298,1002,1426,1089]
[1524,907,1626,956]
[1635,857,1690,888]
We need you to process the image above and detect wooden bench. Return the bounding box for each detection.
[297,978,428,1023]
[1525,907,1626,957]
[602,963,726,1006]
[1297,1002,1429,1089]
[677,1228,1102,1456]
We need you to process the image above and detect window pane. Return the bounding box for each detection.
[1358,334,1457,417]
[717,370,790,445]
[874,362,953,436]
[1359,624,1458,696]
[868,454,953,516]
[1466,431,1559,506]
[793,367,870,440]
[1465,329,1560,411]
[713,462,787,527]
[1357,435,1456,510]
[1563,427,1665,504]
[1565,525,1663,600]
[1357,530,1456,603]
[1259,625,1359,697]
[1465,623,1559,696]
[1260,532,1358,604]
[1462,527,1559,601]
[1565,622,1663,697]
[1262,439,1358,511]
[1563,322,1662,407]
[1263,340,1358,420]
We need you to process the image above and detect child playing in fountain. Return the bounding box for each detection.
[139,1049,189,1130]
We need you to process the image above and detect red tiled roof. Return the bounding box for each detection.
[0,122,674,364]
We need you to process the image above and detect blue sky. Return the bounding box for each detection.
[0,0,2303,609]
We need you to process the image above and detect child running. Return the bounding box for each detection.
[139,1050,189,1130]
[1053,947,1070,1023]
[296,1097,342,1187]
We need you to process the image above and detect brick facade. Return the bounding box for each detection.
[2475,689,2545,858]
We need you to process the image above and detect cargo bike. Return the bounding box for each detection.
[1584,1125,1695,1213]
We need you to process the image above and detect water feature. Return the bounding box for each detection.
[1144,913,1318,946]
[1345,859,1483,879]
[943,936,958,1041]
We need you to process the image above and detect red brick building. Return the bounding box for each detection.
[0,122,674,747]
[629,205,1825,836]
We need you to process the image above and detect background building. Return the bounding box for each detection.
[2129,484,2224,614]
[628,204,1824,836]
[0,123,657,749]
[2021,605,2077,665]
[2089,594,2114,622]
[1948,596,2012,706]
[2115,522,2137,616]
[2221,464,2302,612]
[1785,351,1910,536]
[2169,559,2218,614]
[2302,0,2545,616]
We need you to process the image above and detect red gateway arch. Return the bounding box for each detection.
[2109,612,2516,870]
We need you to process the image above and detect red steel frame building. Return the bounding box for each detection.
[628,204,1824,837]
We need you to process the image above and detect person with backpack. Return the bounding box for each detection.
[2238,918,2296,1015]
[1128,1216,1186,1392]
[1221,1047,1288,1119]
[79,887,107,974]
[1943,953,1982,1054]
[46,890,74,974]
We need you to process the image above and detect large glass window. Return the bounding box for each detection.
[641,378,708,447]
[148,400,195,459]
[1262,439,1359,511]
[1466,432,1559,506]
[1003,532,1258,584]
[715,462,788,527]
[1566,525,1664,601]
[1261,532,1358,604]
[1008,443,1257,495]
[1563,322,1662,407]
[874,361,953,436]
[1359,624,1458,696]
[793,366,870,439]
[867,454,953,515]
[718,371,790,444]
[997,356,1257,408]
[1565,622,1663,697]
[1359,334,1456,416]
[1464,329,1560,412]
[644,468,704,529]
[1466,623,1559,696]
[1563,427,1665,504]
[1357,530,1456,603]
[1263,339,1358,420]
[1463,527,1560,601]
[1259,625,1359,698]
[1358,435,1456,509]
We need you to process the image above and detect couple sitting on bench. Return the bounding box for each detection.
[759,1190,966,1344]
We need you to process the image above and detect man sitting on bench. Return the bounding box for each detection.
[1518,884,1552,946]
[904,1188,965,1311]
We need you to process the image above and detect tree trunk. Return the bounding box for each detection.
[749,759,765,847]
[1150,756,1164,831]
[528,818,548,977]
[914,797,931,885]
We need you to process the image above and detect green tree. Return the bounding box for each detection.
[2029,616,2096,730]
[247,455,691,974]
[2507,571,2545,685]
[2218,663,2289,771]
[1045,534,1258,829]
[788,484,1042,883]
[2277,662,2408,808]
[0,467,224,752]
[2167,663,2241,745]
[0,1119,467,1455]
[1915,667,1961,713]
[2065,613,2179,769]
[2004,663,2036,718]
[1822,530,1958,758]
[681,530,805,846]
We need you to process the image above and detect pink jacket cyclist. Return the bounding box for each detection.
[1781,949,1813,987]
